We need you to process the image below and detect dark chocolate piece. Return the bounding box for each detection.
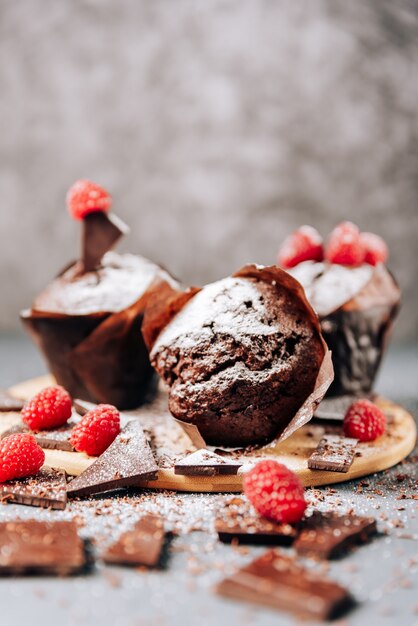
[216,549,354,620]
[174,449,242,476]
[1,421,75,451]
[0,520,86,575]
[67,421,158,497]
[74,399,96,416]
[0,467,67,510]
[216,516,296,545]
[290,262,401,396]
[82,211,130,272]
[0,390,24,412]
[294,511,377,559]
[314,394,368,421]
[308,435,358,473]
[102,515,165,567]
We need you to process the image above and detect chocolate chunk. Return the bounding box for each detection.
[294,511,377,559]
[314,395,364,421]
[174,449,242,476]
[67,421,158,497]
[216,549,354,620]
[308,435,358,473]
[1,421,75,452]
[74,398,96,416]
[0,467,67,510]
[82,211,130,272]
[102,515,165,567]
[0,390,24,412]
[216,516,297,545]
[0,520,86,575]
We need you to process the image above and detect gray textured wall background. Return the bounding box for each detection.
[1,0,418,340]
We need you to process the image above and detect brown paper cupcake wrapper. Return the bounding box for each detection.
[21,273,182,410]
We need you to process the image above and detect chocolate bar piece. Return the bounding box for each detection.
[308,435,358,473]
[67,421,158,497]
[0,390,24,412]
[174,449,242,476]
[216,549,354,620]
[0,467,67,510]
[216,516,296,545]
[102,515,165,567]
[294,512,377,559]
[1,421,75,452]
[82,211,130,272]
[314,395,365,421]
[0,520,86,575]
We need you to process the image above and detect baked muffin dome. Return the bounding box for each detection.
[147,265,332,446]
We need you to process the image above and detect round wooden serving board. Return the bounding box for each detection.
[4,375,417,493]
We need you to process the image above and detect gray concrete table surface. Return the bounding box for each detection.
[0,333,416,626]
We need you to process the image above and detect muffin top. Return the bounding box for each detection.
[32,252,172,317]
[289,262,400,317]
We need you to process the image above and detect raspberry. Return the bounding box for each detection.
[70,404,121,456]
[66,179,111,220]
[278,225,324,268]
[243,460,307,524]
[325,221,366,266]
[360,232,388,266]
[0,434,45,482]
[22,385,72,431]
[343,399,386,442]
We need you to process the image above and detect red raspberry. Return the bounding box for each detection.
[278,225,324,268]
[343,399,386,442]
[22,385,72,431]
[243,460,307,524]
[66,179,111,220]
[360,232,388,266]
[0,434,45,482]
[70,404,120,456]
[325,221,366,266]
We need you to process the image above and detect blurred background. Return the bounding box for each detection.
[1,0,418,344]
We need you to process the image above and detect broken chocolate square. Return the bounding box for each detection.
[0,467,67,510]
[67,420,158,498]
[174,449,242,476]
[102,514,165,567]
[294,511,377,559]
[308,435,358,473]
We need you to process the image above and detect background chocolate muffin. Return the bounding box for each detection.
[22,181,181,409]
[146,265,332,446]
[290,261,401,397]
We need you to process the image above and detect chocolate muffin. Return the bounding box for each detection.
[289,261,401,396]
[144,265,332,447]
[21,181,180,409]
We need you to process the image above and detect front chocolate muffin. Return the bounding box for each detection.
[147,265,332,446]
